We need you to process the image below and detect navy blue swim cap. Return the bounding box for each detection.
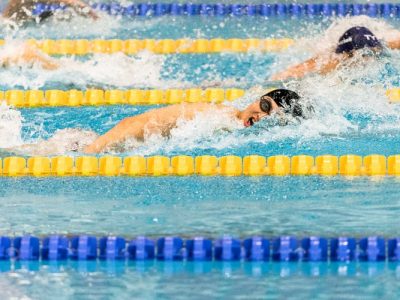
[335,26,382,54]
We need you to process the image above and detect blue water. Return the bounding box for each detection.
[0,261,399,300]
[0,176,399,237]
[1,11,400,300]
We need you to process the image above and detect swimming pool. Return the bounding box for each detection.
[1,6,400,299]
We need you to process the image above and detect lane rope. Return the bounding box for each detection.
[2,88,400,107]
[8,38,294,55]
[1,154,400,176]
[0,235,396,262]
[0,88,246,107]
[31,3,400,18]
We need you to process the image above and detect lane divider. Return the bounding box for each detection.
[2,88,400,107]
[0,235,397,262]
[32,3,400,18]
[0,88,246,107]
[386,88,400,102]
[1,154,400,176]
[17,38,293,55]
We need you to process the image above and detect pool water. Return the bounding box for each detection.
[1,261,400,300]
[0,176,399,237]
[0,10,400,300]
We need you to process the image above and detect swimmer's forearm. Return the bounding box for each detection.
[17,45,60,70]
[270,58,317,81]
[39,0,98,18]
[387,39,400,50]
[270,55,339,80]
[39,0,87,9]
[59,0,99,18]
[84,130,125,154]
[83,135,111,154]
[83,117,143,153]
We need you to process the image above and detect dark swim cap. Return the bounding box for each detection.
[38,11,54,22]
[335,26,382,54]
[262,89,310,119]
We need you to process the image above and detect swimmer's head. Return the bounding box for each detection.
[335,26,383,55]
[241,89,310,127]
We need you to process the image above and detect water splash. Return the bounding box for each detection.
[0,47,174,89]
[0,102,23,148]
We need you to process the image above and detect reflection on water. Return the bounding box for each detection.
[0,261,399,299]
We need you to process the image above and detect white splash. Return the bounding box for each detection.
[8,128,98,156]
[0,102,23,148]
[0,46,178,89]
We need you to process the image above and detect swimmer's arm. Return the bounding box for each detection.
[270,54,340,81]
[387,38,400,49]
[56,0,98,19]
[83,117,144,154]
[1,45,59,70]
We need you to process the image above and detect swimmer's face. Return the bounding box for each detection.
[344,47,383,62]
[241,96,279,127]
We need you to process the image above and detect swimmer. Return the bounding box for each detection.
[3,0,98,24]
[4,89,311,156]
[271,26,389,81]
[0,43,59,69]
[83,89,310,154]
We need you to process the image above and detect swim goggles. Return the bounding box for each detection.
[259,95,273,114]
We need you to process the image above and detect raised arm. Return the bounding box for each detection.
[270,54,341,81]
[83,117,145,154]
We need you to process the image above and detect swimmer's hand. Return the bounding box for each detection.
[79,6,99,20]
[1,45,60,70]
[21,46,60,70]
[60,0,99,20]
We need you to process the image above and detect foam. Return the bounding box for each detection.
[0,102,23,148]
[8,128,98,156]
[0,47,178,89]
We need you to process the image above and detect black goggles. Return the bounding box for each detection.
[259,95,273,114]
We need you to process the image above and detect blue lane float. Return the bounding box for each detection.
[31,3,400,18]
[128,236,155,260]
[330,237,357,262]
[1,235,400,262]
